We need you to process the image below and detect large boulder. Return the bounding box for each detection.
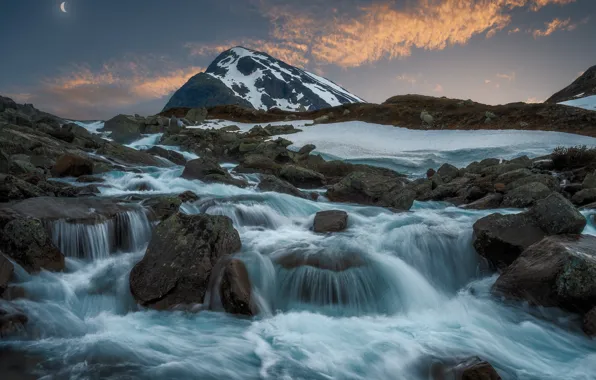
[571,188,596,206]
[0,174,45,202]
[100,114,143,144]
[313,210,348,233]
[185,107,208,124]
[129,214,242,310]
[506,174,559,191]
[146,146,186,166]
[182,157,247,187]
[279,165,325,189]
[326,171,413,210]
[431,357,501,380]
[583,171,596,189]
[51,153,94,177]
[257,174,307,198]
[501,182,551,208]
[219,259,253,315]
[0,253,13,296]
[0,217,65,273]
[463,193,503,210]
[97,142,168,167]
[436,163,459,182]
[473,193,586,268]
[142,195,183,222]
[493,235,596,314]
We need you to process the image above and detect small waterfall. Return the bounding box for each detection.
[50,209,152,260]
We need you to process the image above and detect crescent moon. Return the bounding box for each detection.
[60,2,67,13]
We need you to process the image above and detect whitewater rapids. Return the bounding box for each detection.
[2,121,596,379]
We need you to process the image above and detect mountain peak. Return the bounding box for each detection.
[546,65,596,104]
[163,47,364,112]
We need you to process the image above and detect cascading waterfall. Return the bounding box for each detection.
[3,128,596,380]
[50,209,152,260]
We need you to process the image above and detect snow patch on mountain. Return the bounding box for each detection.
[559,95,596,111]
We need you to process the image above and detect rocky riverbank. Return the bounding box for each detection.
[1,94,596,378]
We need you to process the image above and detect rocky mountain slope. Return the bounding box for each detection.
[162,94,596,138]
[546,65,596,105]
[163,47,364,112]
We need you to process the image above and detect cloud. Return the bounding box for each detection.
[484,79,492,84]
[531,17,578,38]
[496,72,516,82]
[433,84,444,93]
[526,97,544,103]
[9,58,204,119]
[508,27,521,34]
[396,74,419,85]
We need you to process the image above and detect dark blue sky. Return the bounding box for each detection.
[1,0,595,119]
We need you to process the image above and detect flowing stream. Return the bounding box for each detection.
[2,122,596,379]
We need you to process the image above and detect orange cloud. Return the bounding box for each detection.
[433,84,444,93]
[496,72,516,81]
[532,17,576,37]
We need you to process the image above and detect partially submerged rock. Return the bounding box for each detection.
[182,157,247,187]
[257,174,307,198]
[431,357,501,380]
[146,146,186,166]
[0,253,14,296]
[219,259,253,315]
[129,213,243,311]
[473,193,586,268]
[313,210,348,233]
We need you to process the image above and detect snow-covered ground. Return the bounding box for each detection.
[559,94,596,111]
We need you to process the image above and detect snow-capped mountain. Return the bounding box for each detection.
[546,65,596,110]
[163,47,365,112]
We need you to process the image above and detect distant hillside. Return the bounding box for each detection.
[546,66,596,105]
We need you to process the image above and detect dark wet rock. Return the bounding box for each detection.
[298,144,316,156]
[473,193,586,268]
[279,165,325,189]
[97,142,168,167]
[463,193,503,210]
[528,192,587,235]
[234,154,281,175]
[584,307,596,336]
[182,157,247,187]
[508,155,532,167]
[532,158,555,171]
[564,183,584,195]
[247,125,271,138]
[428,176,470,203]
[313,210,348,233]
[37,180,100,198]
[501,182,551,208]
[507,174,559,191]
[0,216,64,273]
[494,235,596,314]
[0,174,45,202]
[146,146,186,166]
[495,168,533,185]
[1,286,25,301]
[437,163,459,182]
[0,303,28,337]
[51,153,94,177]
[481,163,527,177]
[220,259,253,315]
[75,175,105,183]
[494,183,506,193]
[99,114,143,144]
[257,174,307,198]
[47,125,75,143]
[572,188,596,206]
[220,125,240,132]
[426,168,436,179]
[130,213,242,310]
[327,171,413,210]
[466,158,500,174]
[179,190,200,203]
[0,253,13,296]
[431,357,501,380]
[142,196,183,222]
[583,171,596,189]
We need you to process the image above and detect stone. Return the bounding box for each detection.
[178,191,200,203]
[420,111,433,125]
[529,192,587,235]
[142,196,183,222]
[185,107,208,124]
[0,303,28,337]
[494,235,596,314]
[100,114,143,144]
[264,124,302,135]
[426,168,436,179]
[463,193,503,210]
[257,174,307,198]
[584,307,596,336]
[501,182,551,208]
[0,253,14,296]
[313,210,349,233]
[0,217,65,274]
[146,146,186,166]
[182,157,247,187]
[279,165,325,189]
[583,171,596,189]
[572,188,596,206]
[466,158,500,174]
[220,259,253,315]
[314,115,330,124]
[298,144,316,156]
[495,169,532,185]
[437,163,459,183]
[51,154,94,177]
[0,174,45,202]
[168,116,181,134]
[431,357,501,380]
[494,183,506,193]
[97,142,168,167]
[326,171,412,210]
[129,214,241,310]
[507,174,559,191]
[75,175,104,183]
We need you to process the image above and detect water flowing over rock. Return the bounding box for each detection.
[182,157,247,187]
[473,193,586,268]
[0,302,28,337]
[145,146,186,166]
[256,174,307,198]
[493,235,596,315]
[313,210,349,233]
[0,253,14,296]
[130,213,242,311]
[431,357,501,380]
[219,259,253,315]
